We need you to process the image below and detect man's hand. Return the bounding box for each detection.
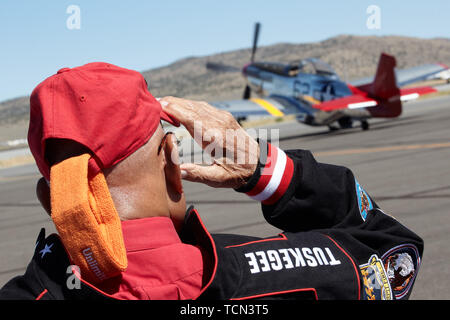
[160,96,260,189]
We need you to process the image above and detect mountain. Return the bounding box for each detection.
[142,35,450,101]
[1,35,450,139]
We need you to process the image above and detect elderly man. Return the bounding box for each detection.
[0,62,423,300]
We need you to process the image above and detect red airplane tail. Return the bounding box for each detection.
[357,53,402,118]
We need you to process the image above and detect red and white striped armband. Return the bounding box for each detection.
[237,142,294,205]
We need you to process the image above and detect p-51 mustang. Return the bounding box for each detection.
[207,23,448,130]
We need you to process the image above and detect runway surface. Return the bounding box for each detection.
[1,95,449,299]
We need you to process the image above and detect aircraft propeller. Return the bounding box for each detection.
[243,22,260,99]
[250,22,260,64]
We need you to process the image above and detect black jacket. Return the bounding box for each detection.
[0,148,423,300]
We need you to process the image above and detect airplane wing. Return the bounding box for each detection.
[209,96,313,119]
[210,99,282,118]
[396,64,450,86]
[315,86,437,112]
[350,63,449,87]
[315,95,378,112]
[208,85,436,124]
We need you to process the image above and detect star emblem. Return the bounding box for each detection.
[39,243,54,258]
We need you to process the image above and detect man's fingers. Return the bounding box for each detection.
[159,97,259,189]
[160,97,197,128]
[160,96,234,134]
[160,97,216,149]
[180,163,226,187]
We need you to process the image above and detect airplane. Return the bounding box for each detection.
[206,23,448,131]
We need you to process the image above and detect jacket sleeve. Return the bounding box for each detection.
[236,141,424,300]
[236,140,419,233]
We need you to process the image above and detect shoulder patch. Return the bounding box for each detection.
[360,254,393,300]
[382,244,420,299]
[355,178,373,221]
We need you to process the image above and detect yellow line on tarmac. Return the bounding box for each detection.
[250,98,285,117]
[314,142,450,157]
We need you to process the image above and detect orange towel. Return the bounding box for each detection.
[50,153,127,284]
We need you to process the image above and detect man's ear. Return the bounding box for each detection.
[163,134,183,195]
[36,177,51,216]
[162,133,186,232]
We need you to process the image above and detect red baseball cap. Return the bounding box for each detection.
[28,62,179,181]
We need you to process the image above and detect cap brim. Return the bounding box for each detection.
[160,110,180,127]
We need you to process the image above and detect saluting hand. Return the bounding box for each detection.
[159,96,260,189]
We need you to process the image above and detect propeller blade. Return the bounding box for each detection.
[243,85,251,99]
[206,62,240,72]
[250,22,260,63]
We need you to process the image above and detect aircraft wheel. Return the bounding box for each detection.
[361,121,369,131]
[328,125,339,131]
[338,117,353,129]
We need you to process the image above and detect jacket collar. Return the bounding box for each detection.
[57,206,218,300]
[121,216,181,252]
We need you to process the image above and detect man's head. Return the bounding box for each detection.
[36,126,186,227]
[29,62,185,225]
[28,62,186,283]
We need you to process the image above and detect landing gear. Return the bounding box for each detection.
[361,120,370,131]
[338,117,353,129]
[328,124,339,131]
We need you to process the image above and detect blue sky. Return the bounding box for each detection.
[0,0,449,102]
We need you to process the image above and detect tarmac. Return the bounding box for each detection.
[0,94,449,299]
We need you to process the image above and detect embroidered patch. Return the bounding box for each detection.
[382,244,420,299]
[360,254,393,300]
[355,178,373,221]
